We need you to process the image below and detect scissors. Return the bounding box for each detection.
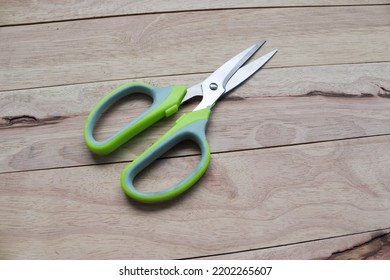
[84,40,277,203]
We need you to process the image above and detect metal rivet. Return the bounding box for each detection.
[209,83,218,90]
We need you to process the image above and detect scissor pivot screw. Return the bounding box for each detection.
[209,83,218,90]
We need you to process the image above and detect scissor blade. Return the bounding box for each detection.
[182,41,266,104]
[225,49,278,93]
[192,41,266,110]
[205,40,266,89]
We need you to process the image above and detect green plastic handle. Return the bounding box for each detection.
[84,82,187,155]
[121,108,212,203]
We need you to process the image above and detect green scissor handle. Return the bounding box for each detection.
[84,81,211,203]
[84,82,187,155]
[121,108,211,203]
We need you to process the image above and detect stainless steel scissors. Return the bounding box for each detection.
[84,40,277,203]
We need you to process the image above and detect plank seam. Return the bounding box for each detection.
[179,227,390,260]
[1,3,389,28]
[1,133,389,175]
[1,60,390,94]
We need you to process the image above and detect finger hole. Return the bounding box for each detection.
[133,140,201,194]
[93,93,152,141]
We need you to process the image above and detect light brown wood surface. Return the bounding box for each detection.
[1,6,390,91]
[202,231,390,260]
[328,233,390,260]
[1,135,390,259]
[0,1,389,259]
[1,0,389,26]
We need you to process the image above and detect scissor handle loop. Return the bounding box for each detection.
[121,108,211,203]
[84,82,187,155]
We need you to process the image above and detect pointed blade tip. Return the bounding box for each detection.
[256,39,266,47]
[267,49,278,58]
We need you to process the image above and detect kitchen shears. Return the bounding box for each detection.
[84,40,277,203]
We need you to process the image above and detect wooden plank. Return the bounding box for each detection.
[1,135,390,259]
[1,6,390,91]
[1,1,388,26]
[1,62,389,173]
[201,230,390,259]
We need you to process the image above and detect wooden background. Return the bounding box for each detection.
[1,1,390,259]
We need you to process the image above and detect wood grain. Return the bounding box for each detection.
[201,230,390,259]
[1,0,388,26]
[1,62,389,173]
[328,233,390,259]
[1,135,390,259]
[1,6,390,91]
